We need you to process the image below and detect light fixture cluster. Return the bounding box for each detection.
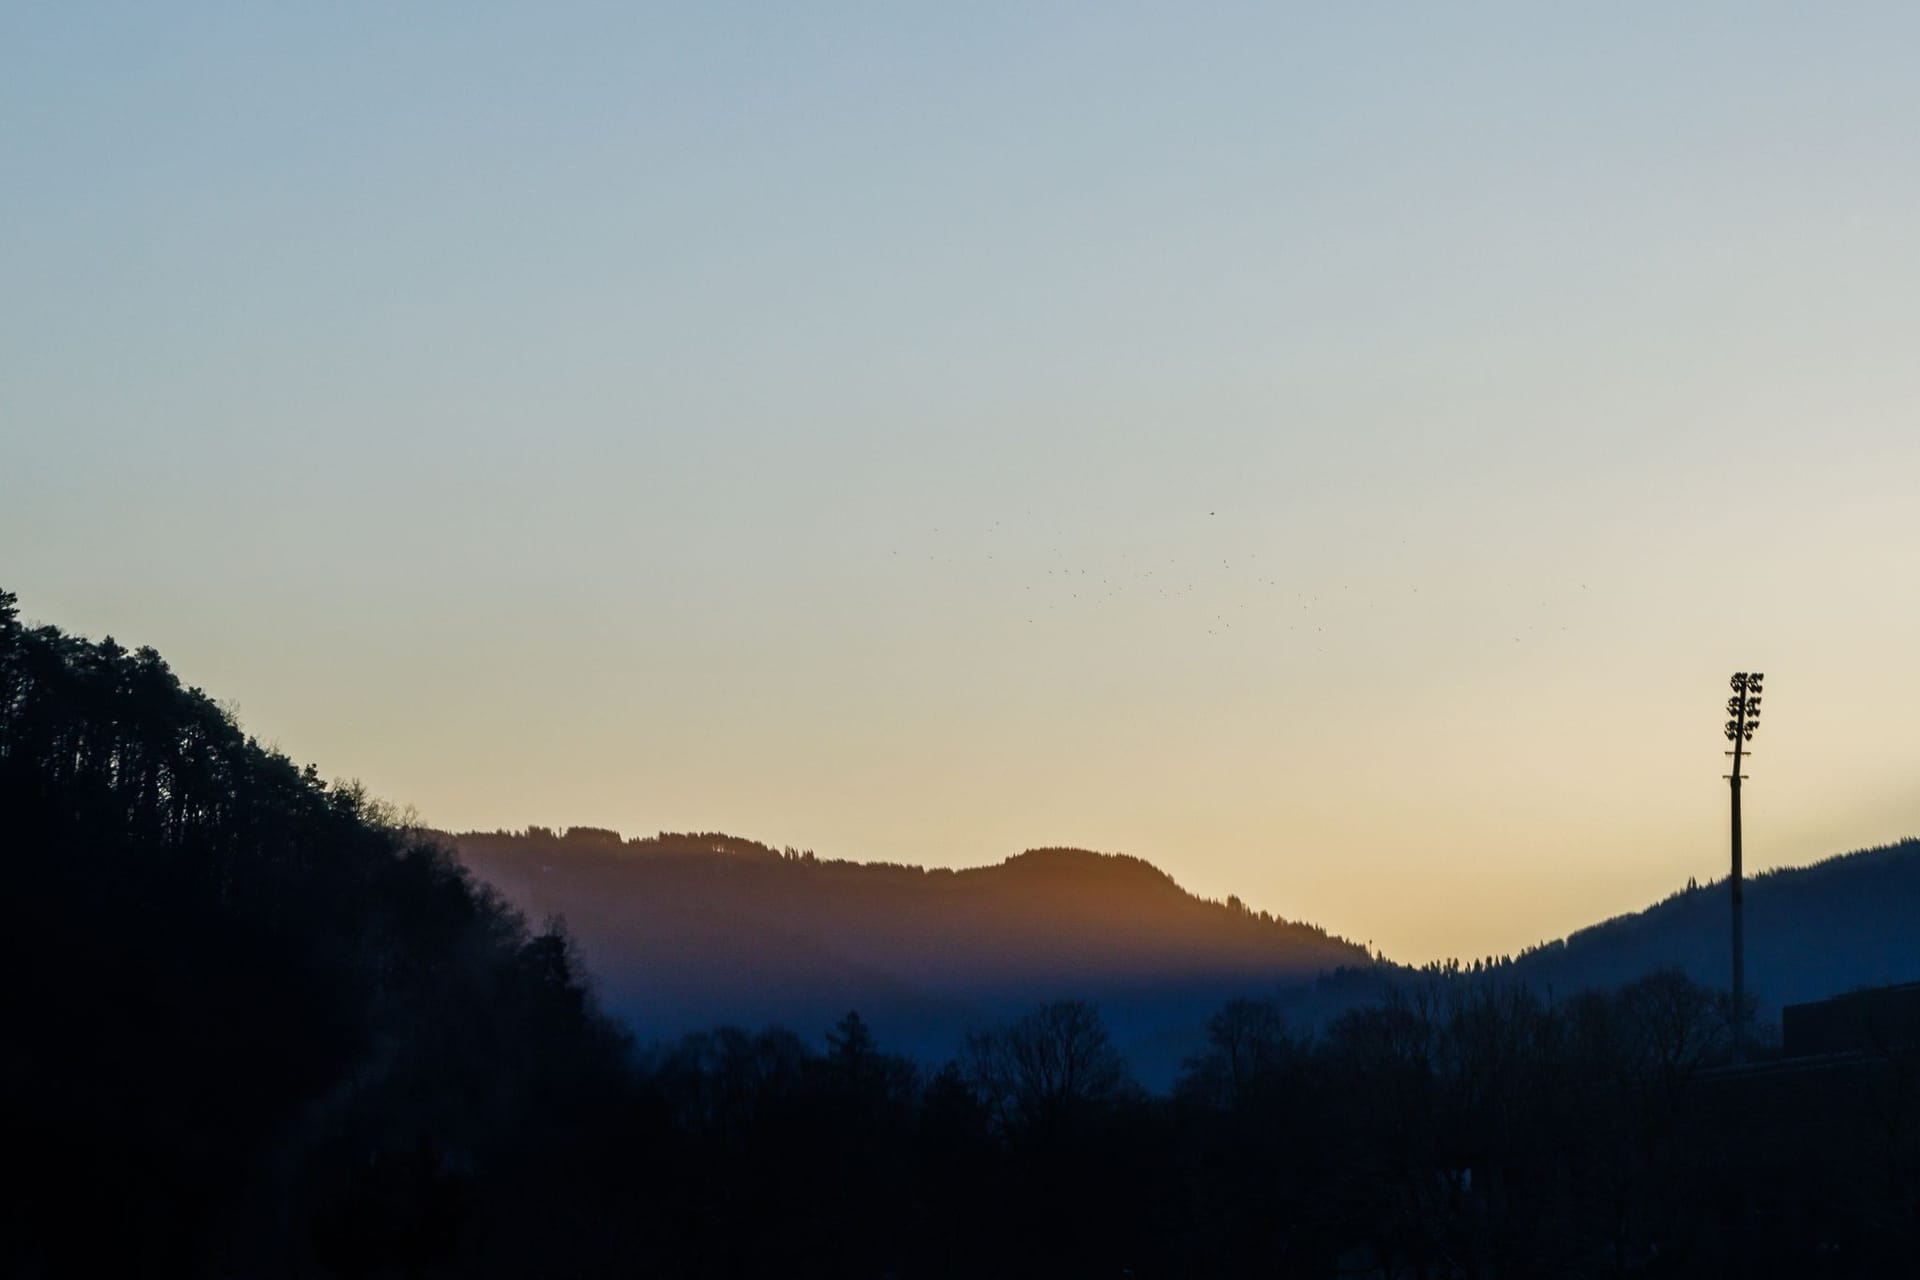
[1725,672,1764,743]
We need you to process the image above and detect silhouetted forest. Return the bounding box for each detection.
[7,588,1918,1277]
[2,590,634,1275]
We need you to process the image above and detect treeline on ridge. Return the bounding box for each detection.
[5,588,1918,1277]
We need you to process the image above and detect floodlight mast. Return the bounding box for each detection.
[1724,672,1763,1063]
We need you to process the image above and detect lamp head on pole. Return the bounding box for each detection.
[1725,672,1764,742]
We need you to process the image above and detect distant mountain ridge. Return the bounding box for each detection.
[453,826,1920,1081]
[450,828,1369,1081]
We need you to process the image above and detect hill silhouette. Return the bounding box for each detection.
[1,589,637,1274]
[457,826,1920,1078]
[1302,837,1920,1029]
[451,828,1368,1082]
[1509,839,1920,1009]
[11,583,1920,1274]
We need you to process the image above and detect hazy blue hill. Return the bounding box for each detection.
[1296,837,1920,1030]
[451,828,1369,1081]
[455,826,1920,1079]
[1506,837,1920,1016]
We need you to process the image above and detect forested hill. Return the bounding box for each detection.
[452,828,1370,1071]
[0,590,636,1274]
[1307,837,1920,1027]
[455,822,1920,1065]
[1508,838,1920,1013]
[11,584,1920,1275]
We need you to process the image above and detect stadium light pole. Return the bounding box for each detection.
[1724,671,1763,1063]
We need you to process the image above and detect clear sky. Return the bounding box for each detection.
[5,3,1917,964]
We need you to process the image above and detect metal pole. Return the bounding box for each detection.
[1730,732,1744,1064]
[1723,671,1761,1064]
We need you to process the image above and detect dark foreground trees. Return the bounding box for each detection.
[633,978,1919,1278]
[2,591,636,1276]
[6,587,1918,1277]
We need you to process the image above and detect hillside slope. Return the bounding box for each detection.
[452,828,1369,1074]
[1,590,635,1275]
[1509,838,1920,1013]
[457,825,1920,1069]
[1299,837,1920,1029]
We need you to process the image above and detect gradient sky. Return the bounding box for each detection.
[5,3,1917,963]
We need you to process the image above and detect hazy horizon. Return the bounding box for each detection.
[8,4,1919,964]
